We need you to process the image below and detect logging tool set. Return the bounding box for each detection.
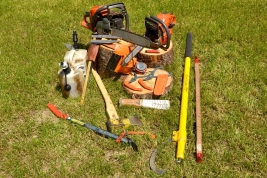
[49,1,205,176]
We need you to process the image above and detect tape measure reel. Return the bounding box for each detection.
[135,62,147,74]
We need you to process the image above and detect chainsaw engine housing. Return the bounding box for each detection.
[81,2,129,32]
[145,13,176,49]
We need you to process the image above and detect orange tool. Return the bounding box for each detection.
[123,80,143,91]
[145,50,159,53]
[153,74,169,96]
[138,79,153,90]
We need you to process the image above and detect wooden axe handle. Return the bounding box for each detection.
[88,43,99,62]
[91,68,119,120]
[80,44,99,105]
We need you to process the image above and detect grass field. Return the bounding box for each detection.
[1,0,267,177]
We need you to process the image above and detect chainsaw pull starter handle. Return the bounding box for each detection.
[47,103,68,119]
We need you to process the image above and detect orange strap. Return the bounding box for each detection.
[138,79,153,90]
[123,80,143,91]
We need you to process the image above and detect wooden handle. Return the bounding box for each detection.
[80,60,92,105]
[195,56,202,163]
[80,44,99,105]
[119,98,142,107]
[91,68,119,120]
[87,43,99,62]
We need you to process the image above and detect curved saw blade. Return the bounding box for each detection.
[149,149,166,175]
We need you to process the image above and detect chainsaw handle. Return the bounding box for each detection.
[148,16,171,50]
[81,12,91,29]
[93,2,129,31]
[47,103,68,119]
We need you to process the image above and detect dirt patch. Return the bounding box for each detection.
[32,109,60,125]
[105,150,127,161]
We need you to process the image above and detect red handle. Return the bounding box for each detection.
[47,103,68,119]
[116,132,126,143]
[194,56,199,63]
[196,153,203,163]
[145,50,159,53]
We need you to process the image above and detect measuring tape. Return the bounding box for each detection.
[135,62,147,74]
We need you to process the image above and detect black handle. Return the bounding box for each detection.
[84,123,138,151]
[185,32,193,58]
[73,31,78,49]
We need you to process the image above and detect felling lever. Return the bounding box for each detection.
[47,103,138,151]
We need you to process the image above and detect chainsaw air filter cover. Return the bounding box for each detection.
[111,17,124,29]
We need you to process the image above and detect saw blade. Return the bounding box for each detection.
[149,149,166,175]
[110,28,159,49]
[90,39,120,44]
[122,45,143,66]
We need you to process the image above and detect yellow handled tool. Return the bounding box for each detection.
[172,32,193,163]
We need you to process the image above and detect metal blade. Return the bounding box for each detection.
[91,34,120,39]
[128,139,138,152]
[90,39,120,44]
[150,149,166,175]
[128,115,143,126]
[64,43,74,50]
[122,45,143,66]
[110,28,158,48]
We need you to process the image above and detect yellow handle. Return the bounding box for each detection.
[174,56,191,162]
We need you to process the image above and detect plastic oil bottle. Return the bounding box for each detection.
[58,31,87,98]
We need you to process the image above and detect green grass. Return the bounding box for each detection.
[1,0,267,177]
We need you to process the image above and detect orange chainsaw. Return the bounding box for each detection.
[81,2,129,33]
[81,2,176,74]
[82,2,176,50]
